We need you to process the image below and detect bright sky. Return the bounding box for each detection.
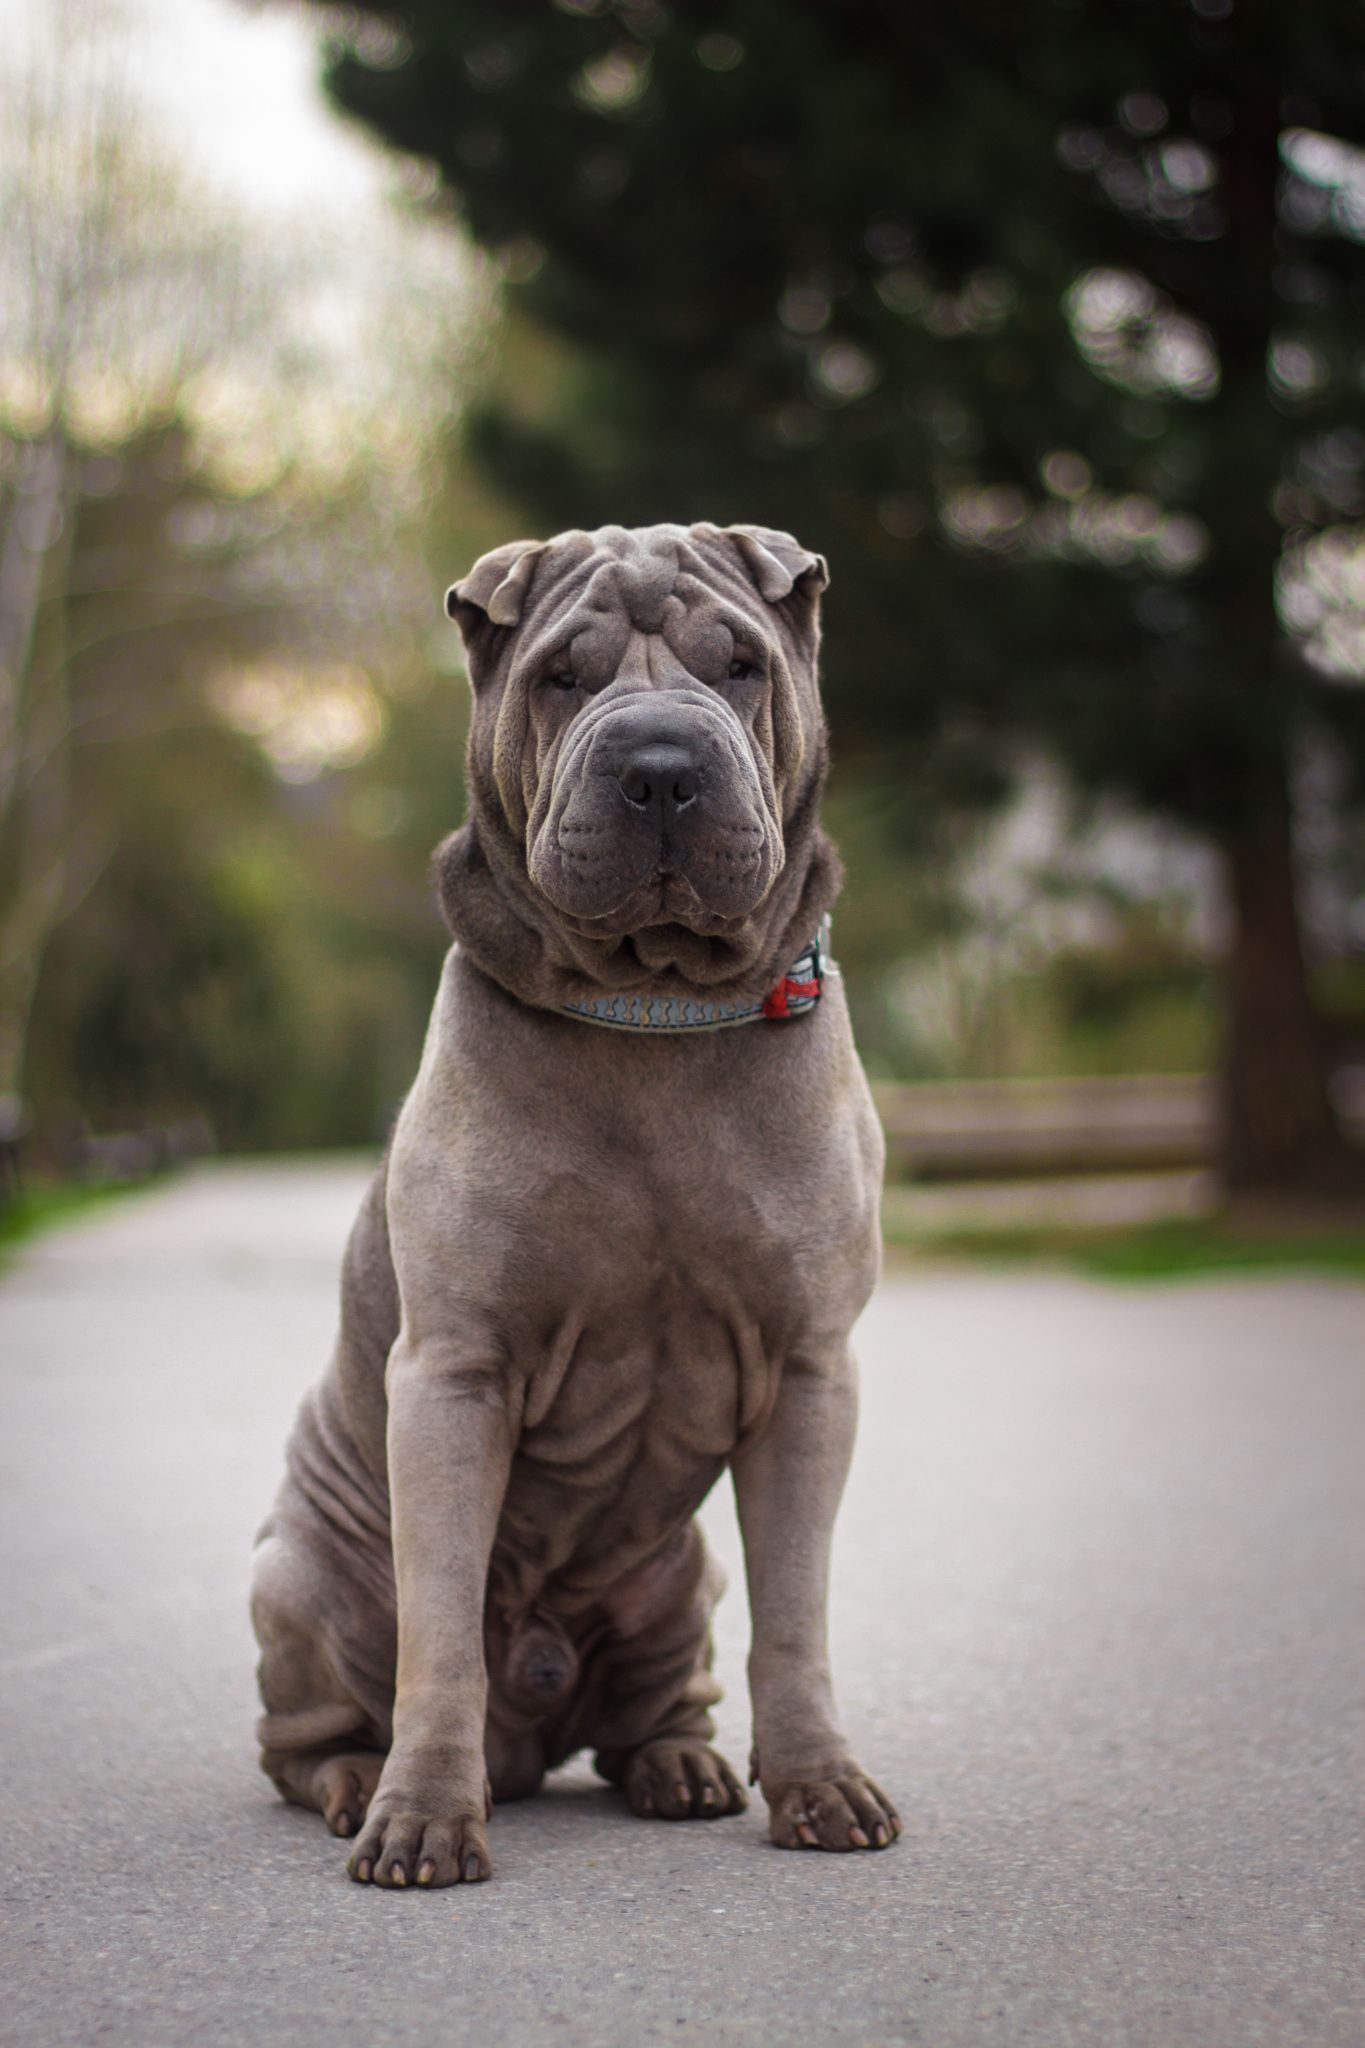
[0,0,393,214]
[133,0,396,215]
[0,0,481,439]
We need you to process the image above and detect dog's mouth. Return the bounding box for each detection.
[528,784,781,930]
[543,863,759,941]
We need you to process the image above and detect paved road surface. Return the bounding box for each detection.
[2,1161,1361,2048]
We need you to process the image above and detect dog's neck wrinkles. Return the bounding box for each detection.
[435,806,841,1016]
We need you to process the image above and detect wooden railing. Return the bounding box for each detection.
[872,1071,1365,1180]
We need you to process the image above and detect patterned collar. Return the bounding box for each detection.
[560,918,830,1033]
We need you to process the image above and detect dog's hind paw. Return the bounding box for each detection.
[316,1753,384,1839]
[619,1740,747,1821]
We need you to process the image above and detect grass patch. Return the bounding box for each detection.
[885,1212,1365,1282]
[1069,1218,1365,1280]
[0,1178,149,1263]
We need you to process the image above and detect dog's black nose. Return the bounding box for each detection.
[618,743,699,811]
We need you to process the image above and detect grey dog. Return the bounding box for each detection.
[250,521,897,1888]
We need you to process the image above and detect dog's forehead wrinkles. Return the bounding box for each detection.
[524,524,774,648]
[580,540,679,636]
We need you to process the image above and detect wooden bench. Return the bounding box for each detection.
[872,1070,1365,1180]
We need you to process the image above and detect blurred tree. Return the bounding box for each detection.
[4,401,501,1150]
[0,0,480,1143]
[0,0,257,1105]
[315,0,1365,1198]
[16,420,486,1153]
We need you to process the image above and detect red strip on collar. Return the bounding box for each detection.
[761,974,822,1021]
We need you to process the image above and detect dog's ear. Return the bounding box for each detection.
[721,524,830,604]
[445,539,546,638]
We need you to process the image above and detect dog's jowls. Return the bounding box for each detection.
[250,522,897,1888]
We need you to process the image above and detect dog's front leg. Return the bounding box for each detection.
[732,1355,900,1853]
[348,1337,512,1890]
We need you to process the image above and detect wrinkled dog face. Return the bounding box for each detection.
[447,523,828,939]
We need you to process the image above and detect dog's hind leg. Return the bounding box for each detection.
[590,1523,747,1821]
[251,1459,397,1840]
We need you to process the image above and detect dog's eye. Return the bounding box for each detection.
[727,658,759,681]
[544,671,578,692]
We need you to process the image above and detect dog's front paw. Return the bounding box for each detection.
[622,1739,747,1820]
[765,1770,900,1852]
[347,1800,492,1889]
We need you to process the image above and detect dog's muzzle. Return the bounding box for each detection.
[528,683,781,926]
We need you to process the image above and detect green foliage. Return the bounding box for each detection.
[320,0,1365,834]
[825,775,1216,1079]
[0,1176,146,1262]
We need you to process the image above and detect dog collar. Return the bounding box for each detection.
[560,918,830,1033]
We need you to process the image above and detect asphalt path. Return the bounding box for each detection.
[1,1160,1361,2048]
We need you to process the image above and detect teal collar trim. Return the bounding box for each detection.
[560,918,830,1033]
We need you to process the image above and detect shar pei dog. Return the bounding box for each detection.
[250,520,897,1888]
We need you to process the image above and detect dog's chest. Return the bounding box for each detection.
[492,1259,780,1607]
